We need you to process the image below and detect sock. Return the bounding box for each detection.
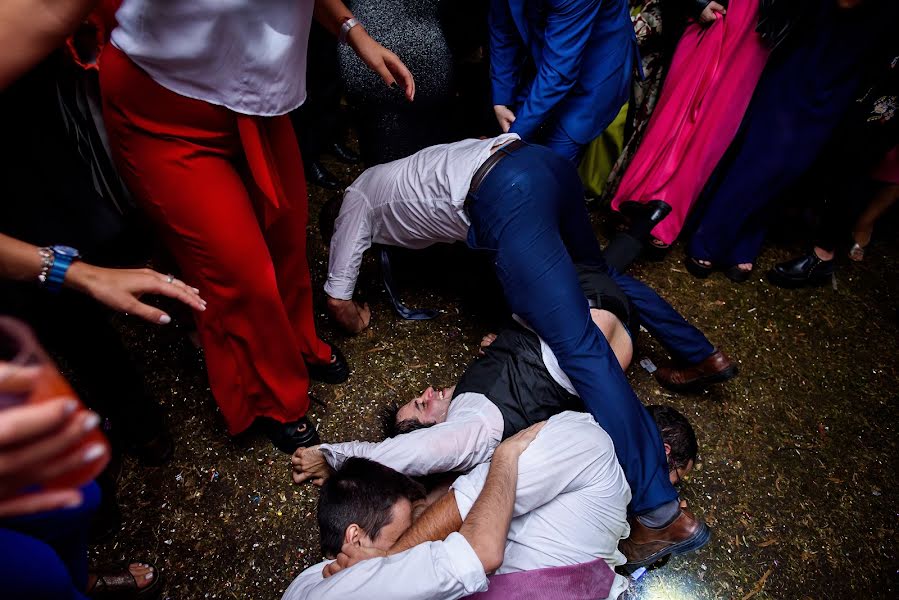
[636,500,680,528]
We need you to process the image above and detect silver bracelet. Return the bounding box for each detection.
[339,17,360,45]
[37,247,54,285]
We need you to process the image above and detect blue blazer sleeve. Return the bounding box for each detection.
[489,0,527,107]
[510,0,604,140]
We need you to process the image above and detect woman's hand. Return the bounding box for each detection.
[0,364,103,518]
[348,26,415,101]
[66,263,206,325]
[700,2,726,23]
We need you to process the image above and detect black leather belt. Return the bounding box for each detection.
[468,139,528,196]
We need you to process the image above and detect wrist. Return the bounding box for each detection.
[64,261,95,295]
[327,296,352,309]
[346,23,370,53]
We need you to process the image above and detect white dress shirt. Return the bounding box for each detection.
[111,0,313,116]
[325,133,520,300]
[284,412,630,600]
[320,392,505,477]
[281,533,488,600]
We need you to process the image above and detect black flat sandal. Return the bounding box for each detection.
[88,561,162,599]
[306,344,350,384]
[685,257,714,279]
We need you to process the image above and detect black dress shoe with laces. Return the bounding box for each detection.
[305,160,341,190]
[327,142,361,164]
[767,252,834,288]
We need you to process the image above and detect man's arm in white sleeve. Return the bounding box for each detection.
[324,188,373,301]
[320,402,499,477]
[281,534,488,600]
[452,412,628,519]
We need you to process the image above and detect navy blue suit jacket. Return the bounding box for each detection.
[490,0,638,144]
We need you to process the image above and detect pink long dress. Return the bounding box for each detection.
[610,0,769,245]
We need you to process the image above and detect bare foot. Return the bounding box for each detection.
[736,263,753,272]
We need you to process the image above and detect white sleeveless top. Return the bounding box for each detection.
[111,0,314,116]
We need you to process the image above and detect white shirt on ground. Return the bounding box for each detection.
[284,412,630,600]
[324,133,520,300]
[111,0,313,116]
[318,328,575,478]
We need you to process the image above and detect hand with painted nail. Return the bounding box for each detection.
[65,262,207,325]
[0,363,106,518]
[346,25,416,101]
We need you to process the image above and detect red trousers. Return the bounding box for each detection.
[99,46,331,435]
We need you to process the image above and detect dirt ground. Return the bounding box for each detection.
[90,153,899,599]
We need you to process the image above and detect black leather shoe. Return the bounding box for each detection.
[619,199,672,228]
[261,416,320,454]
[327,142,361,164]
[306,344,350,384]
[767,252,834,288]
[305,160,341,190]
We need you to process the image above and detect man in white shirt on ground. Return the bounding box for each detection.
[295,294,707,566]
[282,412,632,600]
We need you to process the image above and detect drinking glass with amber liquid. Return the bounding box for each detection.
[0,316,110,488]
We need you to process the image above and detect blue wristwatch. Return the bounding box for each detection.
[44,245,81,293]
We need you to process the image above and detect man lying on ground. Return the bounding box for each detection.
[294,275,707,566]
[292,318,709,566]
[283,412,638,600]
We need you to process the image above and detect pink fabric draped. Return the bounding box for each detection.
[465,558,617,600]
[610,0,769,245]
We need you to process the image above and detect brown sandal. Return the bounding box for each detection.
[88,561,162,599]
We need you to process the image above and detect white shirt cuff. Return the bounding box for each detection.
[441,532,489,594]
[450,479,479,521]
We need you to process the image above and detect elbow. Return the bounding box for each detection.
[480,544,505,575]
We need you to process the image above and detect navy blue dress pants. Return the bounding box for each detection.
[466,143,709,514]
[0,482,100,599]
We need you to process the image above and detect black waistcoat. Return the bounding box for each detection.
[453,325,582,440]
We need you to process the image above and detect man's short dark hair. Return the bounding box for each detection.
[318,193,344,246]
[318,457,425,557]
[647,405,698,471]
[382,401,439,437]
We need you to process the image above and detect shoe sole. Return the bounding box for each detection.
[657,364,739,393]
[625,521,712,568]
[766,270,832,289]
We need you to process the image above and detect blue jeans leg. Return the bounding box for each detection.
[468,145,677,514]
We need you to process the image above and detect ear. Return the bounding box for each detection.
[343,524,363,548]
[663,442,671,458]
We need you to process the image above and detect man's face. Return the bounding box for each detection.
[395,385,455,425]
[362,498,414,551]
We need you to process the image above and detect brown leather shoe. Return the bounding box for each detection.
[654,349,737,393]
[619,508,711,567]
